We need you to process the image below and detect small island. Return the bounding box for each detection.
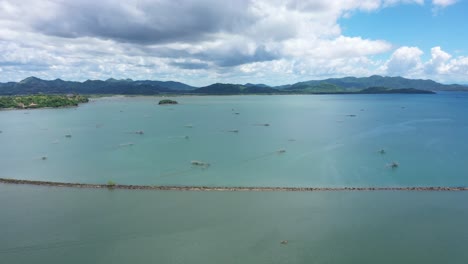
[0,94,89,109]
[158,99,178,105]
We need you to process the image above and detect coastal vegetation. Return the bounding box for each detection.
[0,94,89,109]
[107,180,116,189]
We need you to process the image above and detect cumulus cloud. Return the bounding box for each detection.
[0,0,465,85]
[425,47,468,81]
[383,46,468,83]
[426,46,451,74]
[383,46,424,76]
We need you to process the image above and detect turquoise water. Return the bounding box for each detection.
[1,93,468,187]
[2,94,468,263]
[1,184,468,264]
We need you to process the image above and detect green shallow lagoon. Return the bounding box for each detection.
[1,94,468,187]
[1,184,468,264]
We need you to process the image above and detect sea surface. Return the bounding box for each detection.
[1,93,468,263]
[1,93,468,187]
[1,184,468,264]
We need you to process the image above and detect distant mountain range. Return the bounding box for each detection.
[275,75,467,92]
[0,77,195,95]
[0,75,466,95]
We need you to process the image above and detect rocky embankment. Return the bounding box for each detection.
[1,178,467,192]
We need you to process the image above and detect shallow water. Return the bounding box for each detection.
[2,94,468,263]
[1,184,468,264]
[1,93,468,187]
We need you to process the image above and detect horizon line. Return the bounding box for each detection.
[1,75,465,88]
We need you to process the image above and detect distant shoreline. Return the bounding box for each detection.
[0,94,89,110]
[1,178,467,192]
[0,105,79,112]
[2,76,466,95]
[87,92,437,99]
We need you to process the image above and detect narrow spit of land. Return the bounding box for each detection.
[0,95,89,109]
[1,178,468,192]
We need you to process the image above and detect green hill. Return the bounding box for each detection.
[276,75,467,91]
[0,75,465,95]
[0,77,196,95]
[358,87,435,94]
[193,83,277,94]
[275,75,468,91]
[284,82,346,93]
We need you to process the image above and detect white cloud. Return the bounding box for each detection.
[0,0,465,85]
[446,56,468,76]
[382,46,424,76]
[426,46,451,74]
[426,47,468,82]
[382,46,468,83]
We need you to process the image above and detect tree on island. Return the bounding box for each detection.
[158,99,178,105]
[0,95,89,109]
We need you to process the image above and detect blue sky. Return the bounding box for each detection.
[0,0,467,86]
[341,1,468,59]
